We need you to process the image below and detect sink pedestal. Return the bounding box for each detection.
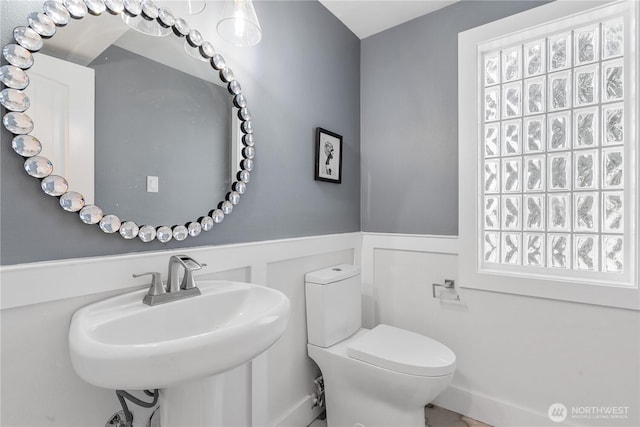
[160,375,225,427]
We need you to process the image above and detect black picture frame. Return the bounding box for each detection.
[314,128,343,184]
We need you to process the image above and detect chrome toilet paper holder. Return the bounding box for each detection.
[432,279,460,301]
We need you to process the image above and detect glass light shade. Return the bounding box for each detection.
[122,14,171,37]
[171,0,206,15]
[217,0,262,47]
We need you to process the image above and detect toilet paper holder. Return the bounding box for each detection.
[432,279,460,301]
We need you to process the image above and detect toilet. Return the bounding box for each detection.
[305,264,456,427]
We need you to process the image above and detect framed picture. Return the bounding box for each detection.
[315,127,343,183]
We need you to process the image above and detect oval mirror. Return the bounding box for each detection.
[1,0,254,243]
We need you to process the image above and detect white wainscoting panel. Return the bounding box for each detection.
[361,232,639,427]
[0,233,360,427]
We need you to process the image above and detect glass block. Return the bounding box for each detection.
[524,116,545,153]
[484,88,500,122]
[602,147,623,189]
[548,32,571,71]
[524,233,545,266]
[501,232,521,264]
[603,103,623,145]
[574,235,598,271]
[602,235,623,272]
[548,112,570,151]
[548,233,570,268]
[573,191,598,232]
[573,149,598,190]
[484,232,499,263]
[575,25,599,65]
[502,120,521,155]
[484,52,500,86]
[548,71,571,111]
[502,195,521,230]
[502,82,521,118]
[602,18,623,59]
[524,39,545,77]
[502,158,521,193]
[524,77,545,115]
[502,46,521,82]
[484,196,500,230]
[484,125,500,157]
[548,193,570,232]
[603,191,623,233]
[574,64,598,106]
[524,155,545,192]
[524,195,545,231]
[484,160,500,193]
[573,107,598,148]
[548,152,571,191]
[602,59,623,102]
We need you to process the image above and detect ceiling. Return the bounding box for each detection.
[318,0,460,39]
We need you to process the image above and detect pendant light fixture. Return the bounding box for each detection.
[122,0,206,37]
[217,0,262,46]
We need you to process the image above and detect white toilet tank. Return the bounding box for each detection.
[305,264,362,348]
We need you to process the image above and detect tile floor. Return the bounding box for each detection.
[424,405,492,427]
[307,405,493,427]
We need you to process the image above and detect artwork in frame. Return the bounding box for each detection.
[315,127,343,183]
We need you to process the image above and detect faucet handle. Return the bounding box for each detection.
[133,272,165,296]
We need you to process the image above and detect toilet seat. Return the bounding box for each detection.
[347,324,456,377]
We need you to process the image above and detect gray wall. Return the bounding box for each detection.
[91,45,231,226]
[361,0,549,235]
[1,0,361,265]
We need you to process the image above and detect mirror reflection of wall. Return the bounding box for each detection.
[28,12,233,226]
[90,44,231,225]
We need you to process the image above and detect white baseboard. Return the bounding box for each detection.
[272,395,324,427]
[435,384,581,427]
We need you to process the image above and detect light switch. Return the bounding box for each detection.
[147,176,159,193]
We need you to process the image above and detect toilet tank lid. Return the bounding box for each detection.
[305,264,360,285]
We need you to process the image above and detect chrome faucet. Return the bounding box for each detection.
[167,254,204,292]
[133,255,205,306]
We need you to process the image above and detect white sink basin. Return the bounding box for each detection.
[69,280,290,390]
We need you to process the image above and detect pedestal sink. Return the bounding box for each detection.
[68,280,290,426]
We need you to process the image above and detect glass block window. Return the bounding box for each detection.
[480,14,635,277]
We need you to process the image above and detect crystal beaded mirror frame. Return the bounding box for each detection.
[1,0,256,244]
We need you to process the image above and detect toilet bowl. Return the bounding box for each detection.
[305,265,456,427]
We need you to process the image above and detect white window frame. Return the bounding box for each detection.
[459,0,639,310]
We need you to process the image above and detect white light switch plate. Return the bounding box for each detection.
[147,176,159,193]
